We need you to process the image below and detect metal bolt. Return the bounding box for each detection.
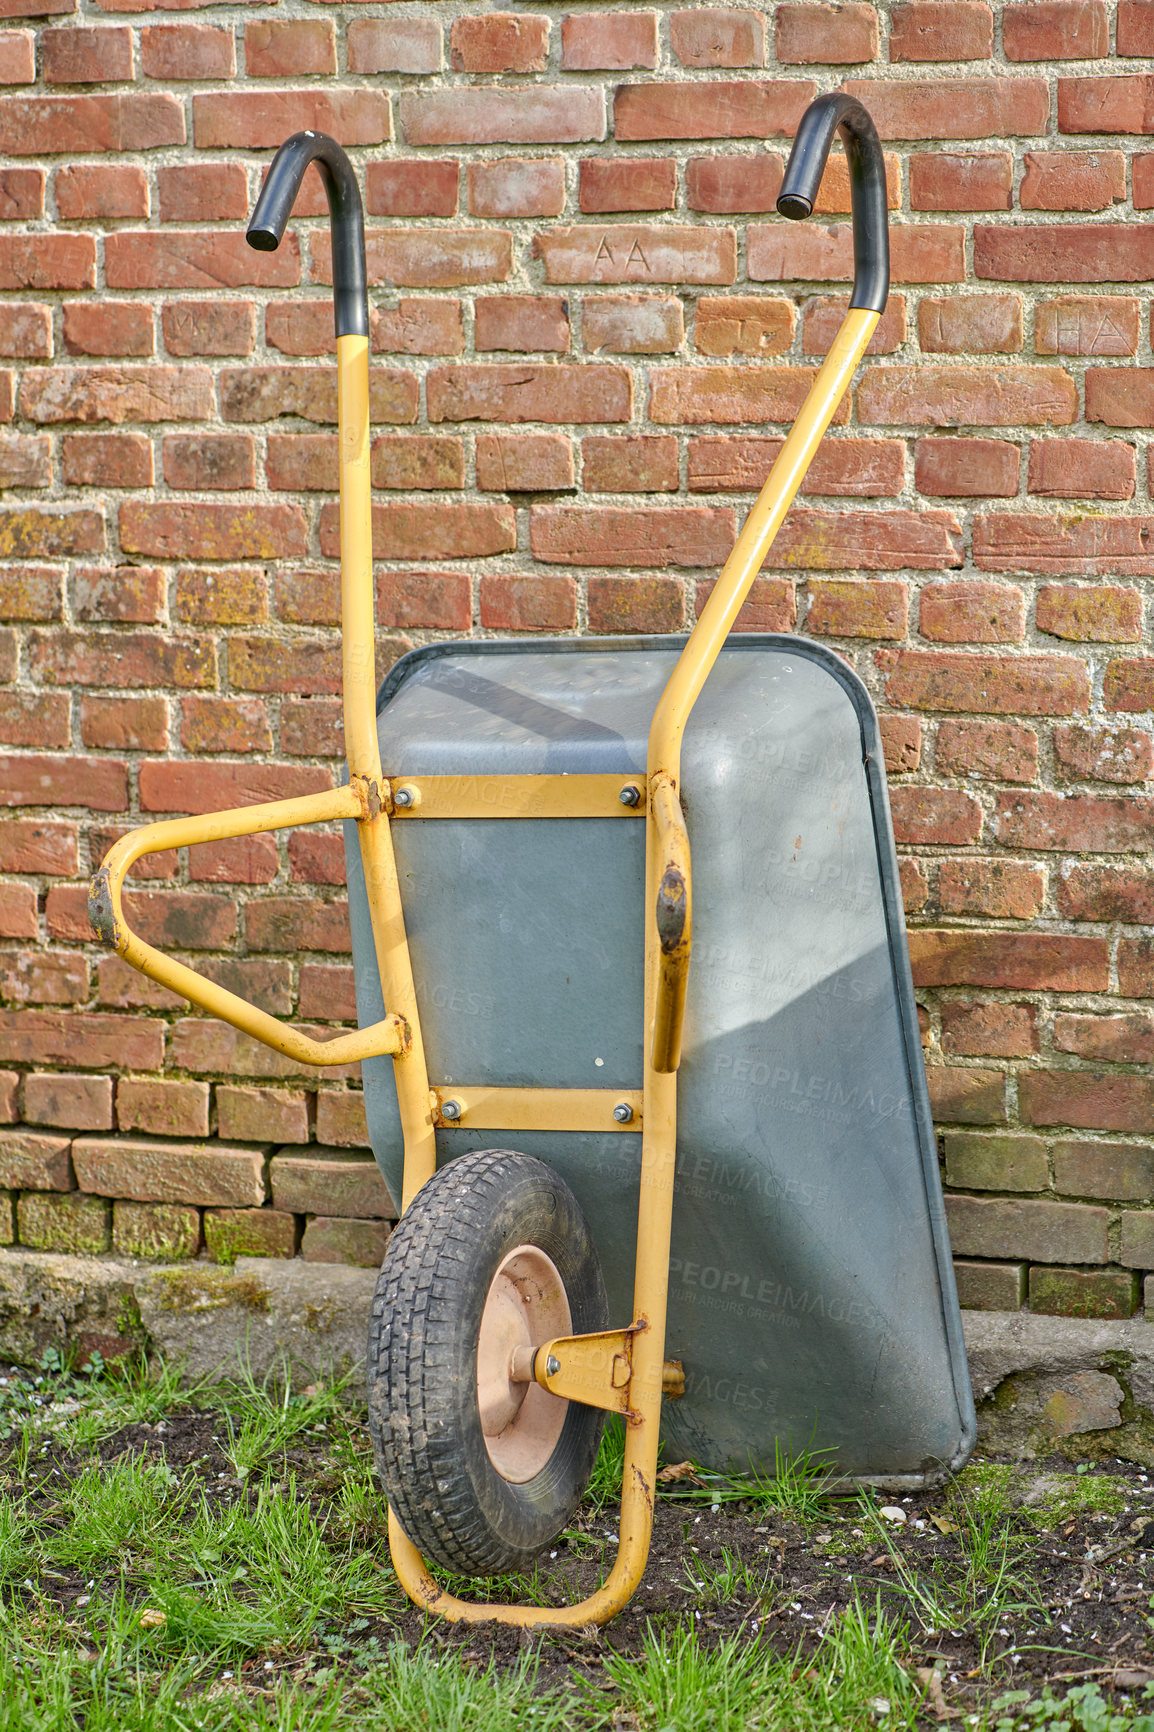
[441,1099,462,1121]
[393,786,415,809]
[613,1102,634,1124]
[545,1355,561,1377]
[619,784,642,808]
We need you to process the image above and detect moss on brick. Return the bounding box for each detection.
[16,1191,111,1256]
[112,1200,200,1262]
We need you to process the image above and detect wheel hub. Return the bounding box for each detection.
[476,1244,571,1483]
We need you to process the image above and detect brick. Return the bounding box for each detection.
[560,12,657,70]
[297,964,356,1021]
[927,1067,1006,1125]
[139,760,330,816]
[807,578,908,638]
[695,577,796,632]
[889,2,993,60]
[372,435,464,492]
[776,509,961,573]
[0,1129,71,1191]
[0,950,88,1005]
[858,365,1075,427]
[62,433,153,489]
[366,160,457,219]
[428,363,630,424]
[1055,1014,1154,1064]
[56,163,147,220]
[686,154,782,214]
[163,300,254,358]
[0,1074,15,1125]
[18,1192,110,1257]
[919,580,1025,643]
[0,884,37,940]
[1028,438,1134,501]
[1029,1267,1137,1321]
[69,301,154,359]
[1057,865,1154,924]
[113,1201,199,1261]
[157,161,247,224]
[583,435,678,493]
[213,1085,308,1148]
[0,233,94,290]
[844,76,1048,139]
[0,303,49,356]
[976,514,1154,581]
[945,1195,1109,1264]
[466,159,564,219]
[1105,660,1154,712]
[318,499,513,564]
[908,929,1106,990]
[181,695,271,756]
[265,435,336,493]
[0,93,183,155]
[613,80,814,141]
[917,294,1021,354]
[450,13,547,73]
[347,18,441,76]
[246,18,334,77]
[649,365,841,426]
[31,626,213,691]
[402,87,603,147]
[537,224,735,286]
[1134,157,1154,208]
[204,1207,296,1263]
[889,784,981,845]
[475,433,574,491]
[86,834,174,883]
[244,897,350,956]
[1119,0,1154,53]
[588,576,686,633]
[944,1131,1048,1189]
[0,561,62,618]
[1037,301,1139,369]
[750,222,964,287]
[0,754,127,811]
[1054,725,1152,784]
[941,1004,1039,1061]
[164,434,255,493]
[117,1077,208,1139]
[264,304,339,361]
[1020,150,1124,212]
[73,1136,266,1207]
[880,715,922,774]
[194,90,389,151]
[0,434,49,488]
[95,959,183,1015]
[694,296,790,359]
[188,835,278,888]
[0,507,99,558]
[479,574,577,631]
[530,504,733,568]
[579,157,676,214]
[996,790,1154,852]
[0,167,41,216]
[225,634,340,696]
[0,819,76,877]
[1054,1140,1154,1202]
[936,719,1038,783]
[979,223,1154,284]
[583,295,684,355]
[1004,1,1108,58]
[141,22,233,79]
[0,693,68,750]
[315,1091,370,1149]
[475,295,568,354]
[671,8,767,67]
[1021,1072,1154,1137]
[107,231,298,292]
[301,1216,389,1269]
[21,363,208,424]
[327,230,510,293]
[0,28,33,82]
[271,1147,394,1219]
[910,152,1012,211]
[1121,939,1154,998]
[73,564,162,623]
[1087,370,1154,430]
[952,1261,1027,1311]
[42,24,132,82]
[80,694,169,752]
[801,295,907,355]
[120,501,305,562]
[288,835,344,885]
[1037,584,1141,642]
[776,2,877,62]
[689,434,903,496]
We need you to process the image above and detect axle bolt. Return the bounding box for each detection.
[545,1355,561,1377]
[619,784,642,808]
[393,785,416,809]
[613,1103,634,1124]
[441,1099,462,1121]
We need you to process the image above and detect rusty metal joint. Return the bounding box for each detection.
[87,866,123,953]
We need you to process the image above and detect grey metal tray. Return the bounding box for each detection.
[346,635,975,1484]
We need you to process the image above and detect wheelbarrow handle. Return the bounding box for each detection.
[247,130,368,339]
[777,92,889,314]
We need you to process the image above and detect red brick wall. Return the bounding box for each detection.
[2,1,1153,1316]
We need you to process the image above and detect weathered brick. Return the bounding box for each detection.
[0,879,37,932]
[909,929,1106,990]
[429,363,630,424]
[650,365,843,426]
[0,693,68,751]
[0,819,77,877]
[530,503,731,568]
[1034,297,1139,357]
[0,434,49,488]
[1119,0,1154,53]
[450,13,547,73]
[1057,865,1154,925]
[976,515,1154,582]
[139,760,330,815]
[318,499,513,564]
[31,626,214,691]
[996,790,1154,852]
[73,1136,266,1208]
[890,2,993,60]
[537,224,735,286]
[588,576,686,633]
[1021,1072,1154,1136]
[1020,150,1124,212]
[0,304,51,359]
[245,17,334,77]
[1104,660,1154,713]
[843,76,1048,138]
[889,784,981,844]
[301,1216,390,1268]
[141,22,233,79]
[945,1195,1110,1264]
[220,364,419,427]
[121,501,305,562]
[560,12,658,70]
[1029,1267,1137,1321]
[56,163,147,220]
[1004,1,1108,59]
[917,294,1022,354]
[1054,1140,1154,1202]
[73,564,163,624]
[62,433,153,490]
[613,80,814,141]
[686,153,781,214]
[1028,439,1134,502]
[271,1147,394,1219]
[775,510,961,573]
[113,1201,199,1261]
[347,17,439,73]
[117,1078,208,1139]
[0,1128,72,1191]
[952,1261,1027,1311]
[162,300,254,358]
[936,719,1037,783]
[1054,725,1152,785]
[402,86,604,147]
[314,1091,370,1149]
[776,2,877,61]
[1054,1014,1154,1065]
[0,166,41,217]
[672,7,767,67]
[579,156,676,214]
[927,1067,1007,1125]
[80,694,169,752]
[807,578,908,638]
[203,1207,296,1263]
[1038,584,1142,642]
[0,92,184,156]
[43,23,132,82]
[750,221,964,286]
[880,649,1089,715]
[157,161,246,224]
[880,715,922,774]
[0,234,95,291]
[583,295,684,355]
[466,159,564,219]
[297,964,356,1022]
[804,294,907,355]
[18,1192,110,1256]
[0,27,33,82]
[194,89,388,151]
[21,363,209,425]
[978,224,1154,283]
[583,435,678,493]
[944,1131,1048,1189]
[1121,939,1154,998]
[287,835,344,886]
[366,159,457,220]
[0,753,128,811]
[689,434,902,497]
[479,574,577,631]
[941,1003,1039,1060]
[858,365,1075,427]
[475,295,568,354]
[0,950,88,1006]
[910,152,1012,211]
[920,581,1024,643]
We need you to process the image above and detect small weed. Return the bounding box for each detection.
[683,1543,770,1610]
[992,1682,1154,1730]
[359,1643,575,1732]
[664,1438,837,1522]
[45,1456,186,1572]
[211,1360,355,1478]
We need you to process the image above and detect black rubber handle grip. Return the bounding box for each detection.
[247,130,368,340]
[777,93,889,315]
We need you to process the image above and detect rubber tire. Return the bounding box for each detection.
[367,1149,609,1575]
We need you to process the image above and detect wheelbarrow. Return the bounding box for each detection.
[89,93,975,1630]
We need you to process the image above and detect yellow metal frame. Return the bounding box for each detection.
[90,308,879,1629]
